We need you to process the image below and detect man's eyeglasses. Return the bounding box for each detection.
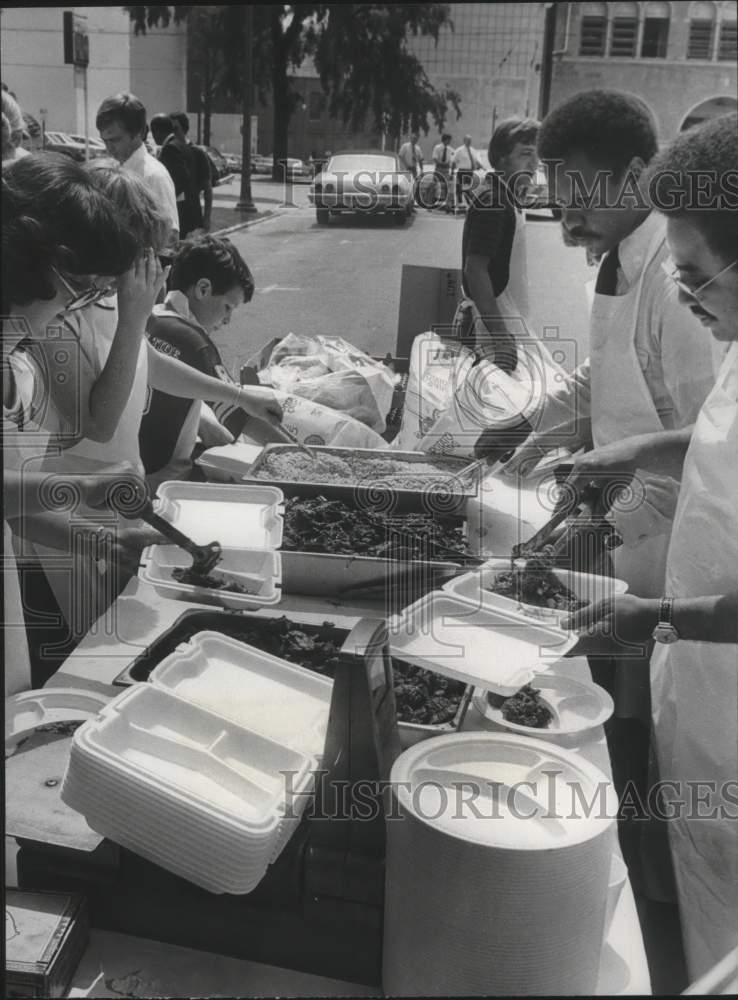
[662,259,738,303]
[52,267,116,312]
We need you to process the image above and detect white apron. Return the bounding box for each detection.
[650,342,738,980]
[4,520,32,696]
[496,207,530,322]
[588,229,681,718]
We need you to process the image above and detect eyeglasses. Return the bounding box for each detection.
[662,259,738,303]
[51,266,116,312]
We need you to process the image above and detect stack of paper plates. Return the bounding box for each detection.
[62,684,317,894]
[383,732,616,996]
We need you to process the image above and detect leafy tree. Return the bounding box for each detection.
[124,4,459,179]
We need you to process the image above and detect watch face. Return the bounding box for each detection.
[653,624,679,644]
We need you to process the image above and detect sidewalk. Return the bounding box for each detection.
[209,175,311,234]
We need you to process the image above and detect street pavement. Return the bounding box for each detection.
[210,175,594,375]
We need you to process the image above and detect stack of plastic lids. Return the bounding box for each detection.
[383,732,616,996]
[138,481,285,610]
[61,683,318,894]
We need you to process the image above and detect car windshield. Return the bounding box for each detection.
[47,132,70,144]
[327,155,399,174]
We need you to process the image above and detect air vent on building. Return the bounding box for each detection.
[687,20,715,60]
[718,21,737,62]
[609,17,638,57]
[579,16,607,56]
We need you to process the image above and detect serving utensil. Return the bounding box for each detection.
[278,424,320,461]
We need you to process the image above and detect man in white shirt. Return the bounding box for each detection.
[451,134,483,209]
[431,132,454,212]
[398,132,423,207]
[96,93,179,242]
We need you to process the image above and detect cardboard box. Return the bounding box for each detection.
[395,265,463,358]
[6,889,89,998]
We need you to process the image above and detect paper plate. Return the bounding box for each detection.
[472,672,614,737]
[5,688,110,749]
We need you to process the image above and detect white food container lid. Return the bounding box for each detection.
[390,731,616,849]
[154,480,284,549]
[389,592,576,695]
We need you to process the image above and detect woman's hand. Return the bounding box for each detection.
[562,594,660,656]
[96,523,165,576]
[560,436,651,494]
[116,249,168,333]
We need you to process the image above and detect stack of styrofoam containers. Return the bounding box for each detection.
[62,632,333,894]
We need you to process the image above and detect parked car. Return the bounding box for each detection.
[221,151,242,173]
[309,150,414,225]
[68,134,107,152]
[201,145,231,185]
[250,154,310,178]
[43,130,105,161]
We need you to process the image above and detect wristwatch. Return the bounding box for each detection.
[652,597,680,644]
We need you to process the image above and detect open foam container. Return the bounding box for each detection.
[389,592,576,696]
[139,481,285,609]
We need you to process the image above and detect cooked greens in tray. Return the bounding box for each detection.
[488,550,587,612]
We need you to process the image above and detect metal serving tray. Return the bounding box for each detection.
[199,444,477,516]
[111,609,472,749]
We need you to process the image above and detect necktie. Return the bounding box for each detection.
[595,246,621,296]
[442,145,447,164]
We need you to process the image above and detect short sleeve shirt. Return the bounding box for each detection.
[461,172,517,298]
[139,294,249,476]
[122,143,179,237]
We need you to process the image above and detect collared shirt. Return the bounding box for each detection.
[398,142,423,171]
[452,144,480,170]
[431,142,453,171]
[122,142,179,238]
[536,211,722,442]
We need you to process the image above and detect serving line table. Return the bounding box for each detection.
[7,469,650,995]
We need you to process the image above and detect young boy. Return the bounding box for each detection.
[139,234,257,488]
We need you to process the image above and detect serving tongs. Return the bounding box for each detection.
[127,496,224,576]
[276,424,320,461]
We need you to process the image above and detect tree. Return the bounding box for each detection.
[124,5,459,181]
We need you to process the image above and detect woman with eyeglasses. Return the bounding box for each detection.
[562,114,738,982]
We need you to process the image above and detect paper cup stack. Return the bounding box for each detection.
[383,732,616,996]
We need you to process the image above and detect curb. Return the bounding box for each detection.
[212,208,280,238]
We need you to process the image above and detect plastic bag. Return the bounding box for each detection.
[261,333,398,432]
[275,390,389,450]
[392,331,558,458]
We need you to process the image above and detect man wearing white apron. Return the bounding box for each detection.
[562,113,738,983]
[486,92,719,901]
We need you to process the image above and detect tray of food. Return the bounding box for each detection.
[280,493,471,596]
[197,444,477,515]
[472,673,614,738]
[111,609,472,748]
[443,552,628,624]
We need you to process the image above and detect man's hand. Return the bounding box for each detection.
[474,415,533,464]
[97,524,165,576]
[117,249,168,332]
[561,436,650,494]
[562,594,660,656]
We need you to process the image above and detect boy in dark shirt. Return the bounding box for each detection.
[460,117,539,373]
[139,235,255,488]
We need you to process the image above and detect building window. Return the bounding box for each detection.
[308,92,323,121]
[580,16,607,55]
[717,20,737,61]
[610,17,638,56]
[641,17,670,56]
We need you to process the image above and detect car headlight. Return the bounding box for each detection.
[323,182,334,193]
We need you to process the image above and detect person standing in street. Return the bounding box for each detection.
[150,112,191,237]
[170,112,212,236]
[398,132,423,207]
[96,93,179,242]
[451,134,483,210]
[459,117,540,372]
[482,91,721,907]
[431,132,454,212]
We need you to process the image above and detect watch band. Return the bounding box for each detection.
[658,597,674,625]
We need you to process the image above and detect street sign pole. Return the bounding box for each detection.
[236,4,257,213]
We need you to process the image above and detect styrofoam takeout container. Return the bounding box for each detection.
[388,592,576,696]
[443,558,628,624]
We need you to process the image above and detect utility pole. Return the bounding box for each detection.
[236,4,257,212]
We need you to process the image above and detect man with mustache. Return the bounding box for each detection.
[477,91,720,907]
[561,113,738,986]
